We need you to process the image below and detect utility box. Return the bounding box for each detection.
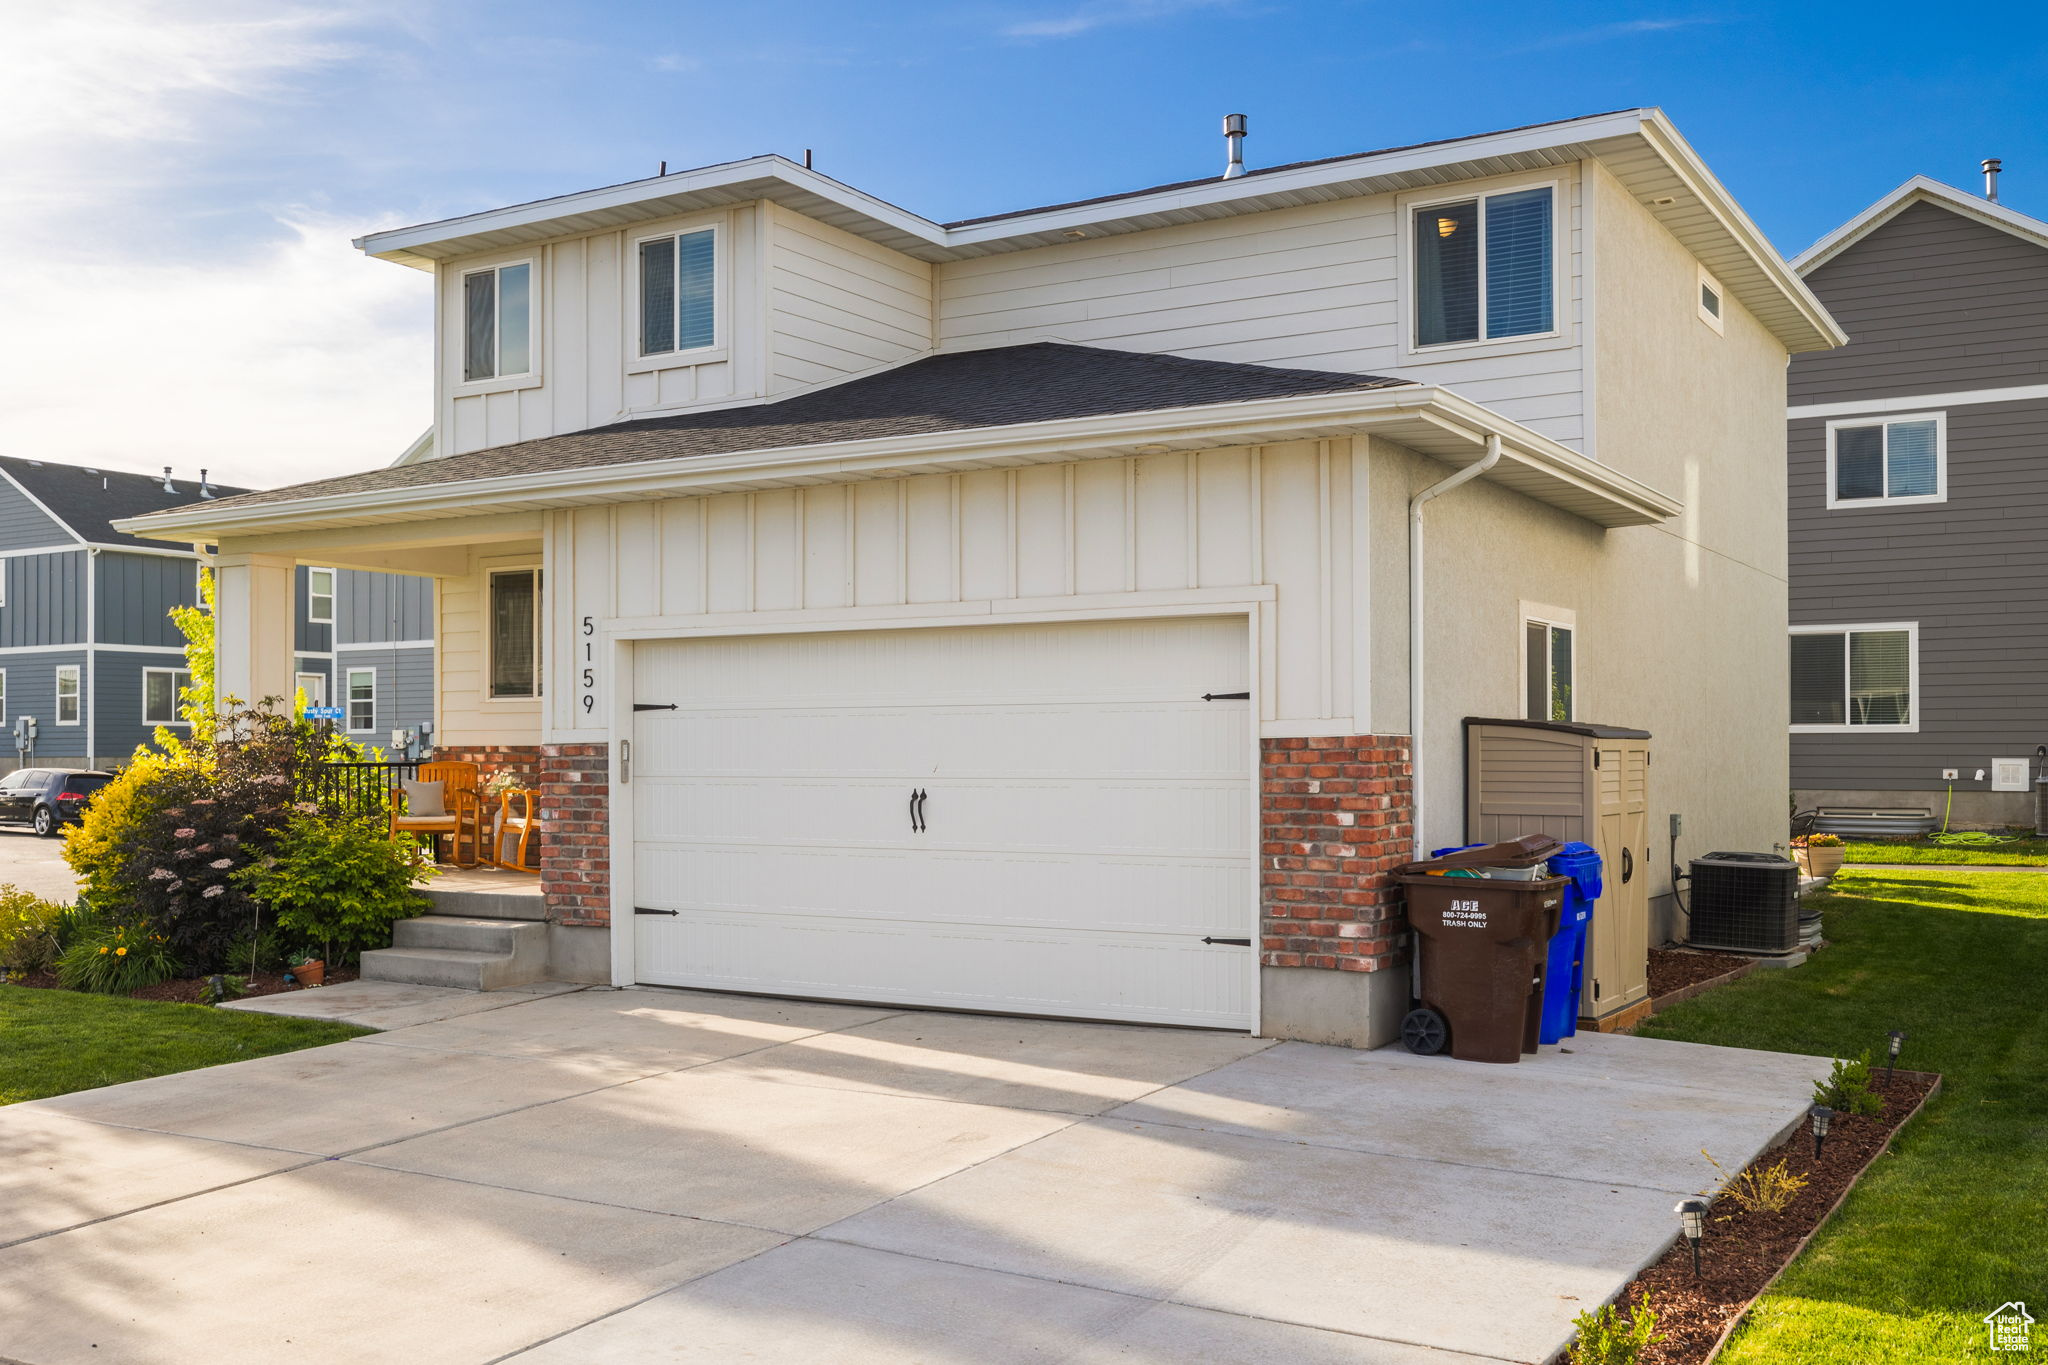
[1464,717,1652,1030]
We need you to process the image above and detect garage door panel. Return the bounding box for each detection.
[634,844,1247,937]
[634,777,1250,859]
[635,912,1250,1029]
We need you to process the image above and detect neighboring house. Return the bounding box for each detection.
[0,458,435,769]
[124,108,1842,1043]
[1787,172,2048,827]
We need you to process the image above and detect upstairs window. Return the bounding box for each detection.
[638,228,716,356]
[1791,624,1915,730]
[1827,415,1944,507]
[1698,268,1725,334]
[1414,186,1554,347]
[307,567,335,625]
[489,569,541,699]
[463,262,532,382]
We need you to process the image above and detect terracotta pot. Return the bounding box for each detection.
[1805,846,1845,879]
[293,960,326,987]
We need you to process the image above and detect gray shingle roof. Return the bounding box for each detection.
[0,458,255,548]
[187,344,1412,515]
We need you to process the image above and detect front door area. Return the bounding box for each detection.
[627,615,1255,1028]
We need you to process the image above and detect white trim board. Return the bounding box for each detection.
[1790,382,2048,420]
[0,642,182,657]
[335,639,436,652]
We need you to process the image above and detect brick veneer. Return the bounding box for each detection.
[1261,735,1414,973]
[432,742,609,928]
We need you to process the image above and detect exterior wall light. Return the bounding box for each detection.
[1810,1103,1834,1159]
[1675,1197,1708,1275]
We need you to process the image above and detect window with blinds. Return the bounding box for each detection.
[639,228,717,356]
[489,569,541,699]
[1827,415,1944,506]
[1790,625,1915,730]
[1414,185,1554,347]
[461,262,532,383]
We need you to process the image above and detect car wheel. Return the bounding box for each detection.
[31,805,57,838]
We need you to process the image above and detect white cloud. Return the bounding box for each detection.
[0,0,430,490]
[1001,0,1240,41]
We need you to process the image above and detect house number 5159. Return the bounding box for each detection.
[580,615,596,714]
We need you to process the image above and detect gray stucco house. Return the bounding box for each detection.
[0,458,435,770]
[1787,171,2048,827]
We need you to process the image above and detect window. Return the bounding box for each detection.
[638,228,716,356]
[462,261,533,382]
[1790,624,1916,731]
[1524,615,1574,723]
[1414,186,1554,348]
[347,668,376,732]
[1826,414,1945,507]
[296,672,327,707]
[488,569,541,698]
[55,666,80,725]
[0,669,7,722]
[1698,268,1724,333]
[143,668,193,726]
[307,567,335,625]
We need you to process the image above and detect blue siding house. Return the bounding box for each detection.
[0,458,434,769]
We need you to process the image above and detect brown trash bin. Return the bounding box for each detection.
[1399,873,1567,1063]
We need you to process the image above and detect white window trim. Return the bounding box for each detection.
[1397,174,1569,361]
[54,664,80,726]
[454,255,541,395]
[1789,621,1920,733]
[142,666,192,728]
[295,671,327,707]
[485,566,544,703]
[1697,265,1725,334]
[1824,412,1948,509]
[1519,602,1579,723]
[626,219,726,374]
[346,667,377,734]
[0,667,8,721]
[307,566,336,625]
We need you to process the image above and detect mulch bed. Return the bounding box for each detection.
[5,968,359,1003]
[1608,1068,1941,1364]
[1648,948,1752,1000]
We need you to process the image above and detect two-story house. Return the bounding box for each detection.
[1787,171,2048,829]
[0,458,436,770]
[123,108,1842,1045]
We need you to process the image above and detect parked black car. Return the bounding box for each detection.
[0,768,114,836]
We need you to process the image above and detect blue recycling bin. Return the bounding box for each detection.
[1541,841,1601,1044]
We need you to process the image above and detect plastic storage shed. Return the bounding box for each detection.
[1463,717,1652,1030]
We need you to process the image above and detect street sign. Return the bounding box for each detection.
[305,706,345,722]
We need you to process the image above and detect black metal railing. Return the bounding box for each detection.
[311,760,420,819]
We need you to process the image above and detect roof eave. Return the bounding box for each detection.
[114,388,1678,544]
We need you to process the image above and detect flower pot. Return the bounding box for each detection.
[1806,846,1845,879]
[292,960,326,988]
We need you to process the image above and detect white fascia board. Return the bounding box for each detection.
[115,387,1679,542]
[1794,175,2048,274]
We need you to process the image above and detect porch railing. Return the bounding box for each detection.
[311,760,420,820]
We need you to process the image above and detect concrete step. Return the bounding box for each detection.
[362,915,549,991]
[423,885,549,922]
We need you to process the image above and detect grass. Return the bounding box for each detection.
[0,987,367,1105]
[1640,869,2048,1361]
[1843,835,2048,866]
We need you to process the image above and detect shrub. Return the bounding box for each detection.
[1703,1149,1809,1214]
[0,885,67,975]
[235,810,434,965]
[56,920,181,994]
[1570,1292,1665,1365]
[1815,1051,1885,1116]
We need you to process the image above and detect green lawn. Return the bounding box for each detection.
[1843,835,2048,866]
[0,987,367,1105]
[1639,869,2048,1361]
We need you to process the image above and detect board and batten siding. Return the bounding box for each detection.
[96,551,199,649]
[337,570,434,646]
[1791,201,2048,405]
[1789,397,2048,793]
[0,552,86,648]
[538,440,1367,742]
[766,203,933,392]
[935,169,1588,449]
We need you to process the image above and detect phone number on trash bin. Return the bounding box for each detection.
[1444,900,1488,927]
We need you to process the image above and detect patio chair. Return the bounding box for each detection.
[389,760,483,867]
[489,787,544,873]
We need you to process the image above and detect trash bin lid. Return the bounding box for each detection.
[1401,833,1563,876]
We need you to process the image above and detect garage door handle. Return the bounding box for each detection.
[1202,937,1251,946]
[1201,692,1250,701]
[634,907,679,916]
[909,788,927,834]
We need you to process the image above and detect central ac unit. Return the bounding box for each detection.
[1687,851,1800,955]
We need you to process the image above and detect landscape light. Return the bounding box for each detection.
[1810,1103,1834,1159]
[1887,1029,1906,1083]
[1675,1198,1708,1276]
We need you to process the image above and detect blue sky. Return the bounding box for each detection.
[4,0,2046,487]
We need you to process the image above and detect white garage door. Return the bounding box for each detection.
[629,616,1254,1028]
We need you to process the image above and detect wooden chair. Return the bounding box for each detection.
[490,787,544,874]
[389,761,483,867]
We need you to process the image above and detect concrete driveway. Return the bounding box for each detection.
[0,986,1824,1364]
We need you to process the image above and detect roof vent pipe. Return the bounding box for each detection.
[1222,113,1247,179]
[198,469,215,500]
[1984,158,2002,202]
[161,466,177,494]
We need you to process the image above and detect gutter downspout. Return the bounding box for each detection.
[1408,434,1504,861]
